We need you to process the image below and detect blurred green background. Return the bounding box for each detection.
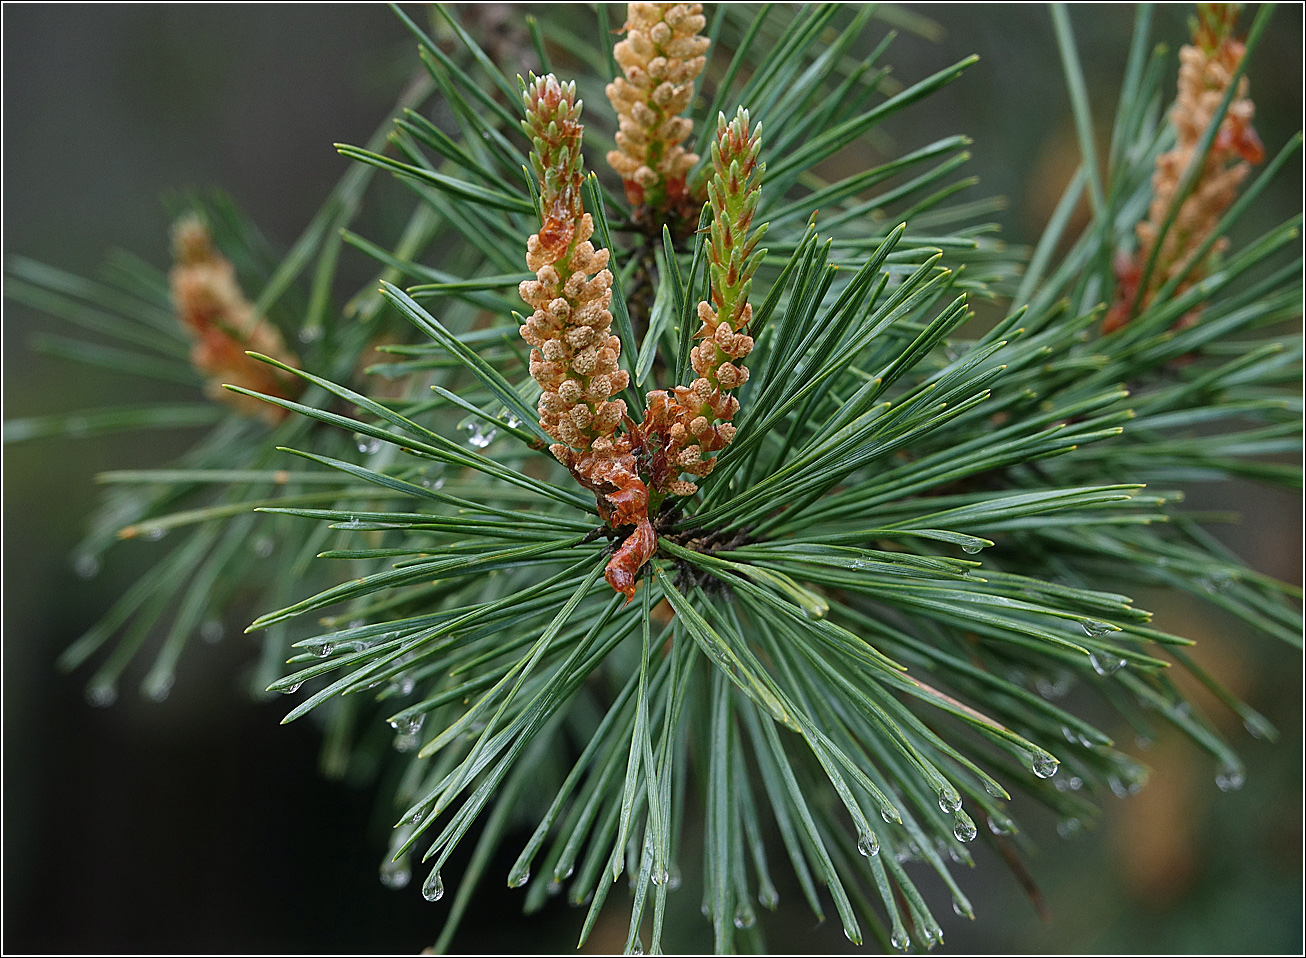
[4,4,1301,953]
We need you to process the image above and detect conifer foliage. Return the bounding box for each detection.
[5,4,1301,953]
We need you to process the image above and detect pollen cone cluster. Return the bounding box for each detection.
[1104,2,1263,334]
[520,75,652,599]
[169,214,302,423]
[644,110,766,497]
[605,2,709,227]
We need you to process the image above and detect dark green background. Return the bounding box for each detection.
[4,4,1302,953]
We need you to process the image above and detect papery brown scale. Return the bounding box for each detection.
[606,475,650,529]
[1219,120,1265,164]
[605,517,656,600]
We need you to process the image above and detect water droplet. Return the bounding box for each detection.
[938,789,961,814]
[298,326,322,344]
[508,866,529,889]
[952,899,973,919]
[922,924,943,949]
[758,883,779,910]
[1166,700,1193,720]
[143,672,174,702]
[463,422,497,448]
[895,844,918,864]
[881,808,899,824]
[1108,766,1148,798]
[422,869,444,902]
[983,780,1005,798]
[546,878,564,897]
[891,928,911,951]
[1199,569,1235,593]
[1031,750,1060,779]
[857,831,879,857]
[630,936,645,956]
[1080,619,1114,637]
[86,680,117,707]
[317,643,335,658]
[987,815,1013,835]
[73,552,101,579]
[1243,714,1274,740]
[390,714,425,735]
[952,813,977,843]
[1056,817,1082,839]
[651,868,670,886]
[1134,733,1155,750]
[357,437,382,455]
[280,682,303,695]
[666,866,682,890]
[144,528,167,542]
[200,619,223,644]
[1036,673,1072,700]
[393,732,420,752]
[797,595,828,619]
[1215,762,1245,792]
[380,859,411,889]
[733,904,756,929]
[1089,651,1126,675]
[960,541,984,555]
[252,536,274,558]
[554,863,575,882]
[388,673,416,697]
[505,413,522,429]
